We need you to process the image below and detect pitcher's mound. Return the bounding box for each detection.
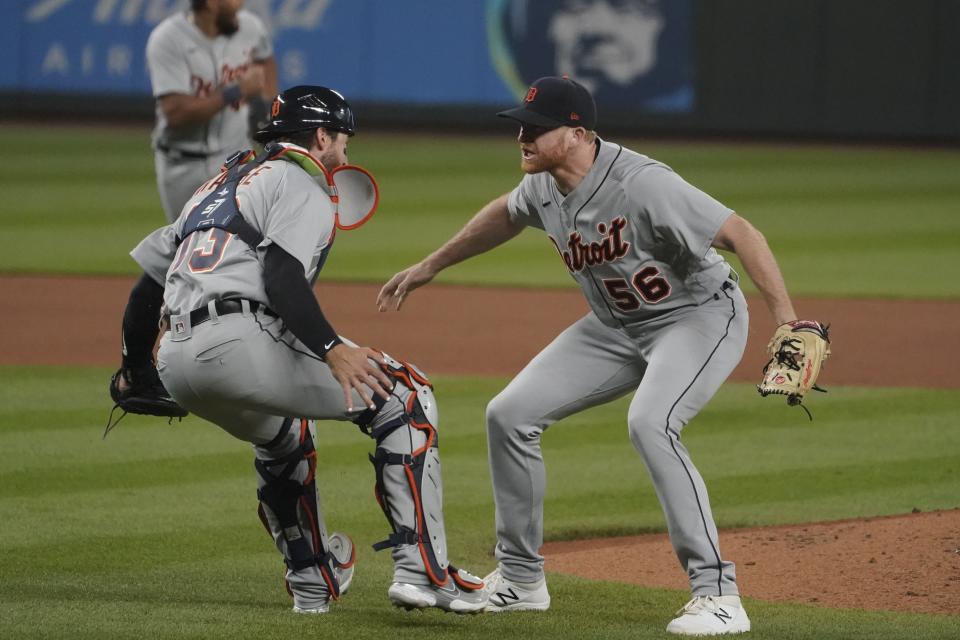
[544,509,960,615]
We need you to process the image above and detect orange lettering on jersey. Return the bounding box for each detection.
[196,171,227,194]
[238,164,271,187]
[271,98,281,117]
[548,216,631,273]
[525,87,538,102]
[207,171,229,191]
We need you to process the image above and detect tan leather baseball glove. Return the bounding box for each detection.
[758,320,831,417]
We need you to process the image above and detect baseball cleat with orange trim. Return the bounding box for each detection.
[388,567,487,613]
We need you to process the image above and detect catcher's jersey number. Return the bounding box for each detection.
[172,228,235,274]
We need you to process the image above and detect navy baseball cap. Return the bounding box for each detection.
[497,76,597,130]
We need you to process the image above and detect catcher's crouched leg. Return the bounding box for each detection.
[356,354,485,613]
[255,418,355,614]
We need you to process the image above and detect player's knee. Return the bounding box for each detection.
[354,353,433,438]
[485,392,514,436]
[626,411,665,455]
[486,391,539,443]
[255,417,301,460]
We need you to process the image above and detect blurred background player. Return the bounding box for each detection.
[147,0,277,222]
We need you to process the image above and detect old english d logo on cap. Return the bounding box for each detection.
[497,76,598,130]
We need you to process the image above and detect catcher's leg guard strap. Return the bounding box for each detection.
[369,449,416,551]
[256,420,352,599]
[366,357,450,586]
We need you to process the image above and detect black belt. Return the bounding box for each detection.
[723,269,740,290]
[713,271,739,297]
[157,143,213,160]
[169,299,277,328]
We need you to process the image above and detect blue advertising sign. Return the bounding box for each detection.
[488,0,695,112]
[3,0,693,113]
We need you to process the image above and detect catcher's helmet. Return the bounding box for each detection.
[254,85,356,143]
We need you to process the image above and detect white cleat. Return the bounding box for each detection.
[482,567,551,613]
[292,604,329,615]
[388,578,487,614]
[666,595,751,636]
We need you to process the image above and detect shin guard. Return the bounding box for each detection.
[366,356,452,586]
[256,419,355,600]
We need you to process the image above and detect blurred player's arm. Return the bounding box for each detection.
[159,66,265,128]
[246,56,277,141]
[257,55,278,99]
[377,193,524,311]
[713,213,796,325]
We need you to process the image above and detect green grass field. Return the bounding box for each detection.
[1,125,958,638]
[1,367,959,639]
[1,125,959,297]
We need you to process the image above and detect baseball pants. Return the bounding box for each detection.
[154,151,227,223]
[486,284,748,596]
[156,307,429,585]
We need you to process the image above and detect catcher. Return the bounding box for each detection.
[758,320,831,418]
[104,85,487,616]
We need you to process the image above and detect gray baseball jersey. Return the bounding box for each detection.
[508,139,732,327]
[147,9,272,156]
[490,138,748,598]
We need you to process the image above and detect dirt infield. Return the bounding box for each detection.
[2,275,959,388]
[2,274,958,615]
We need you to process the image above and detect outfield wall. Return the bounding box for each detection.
[0,0,957,141]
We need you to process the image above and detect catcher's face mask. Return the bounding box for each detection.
[274,144,379,230]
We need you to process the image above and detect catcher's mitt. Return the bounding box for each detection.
[104,365,188,438]
[758,320,831,418]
